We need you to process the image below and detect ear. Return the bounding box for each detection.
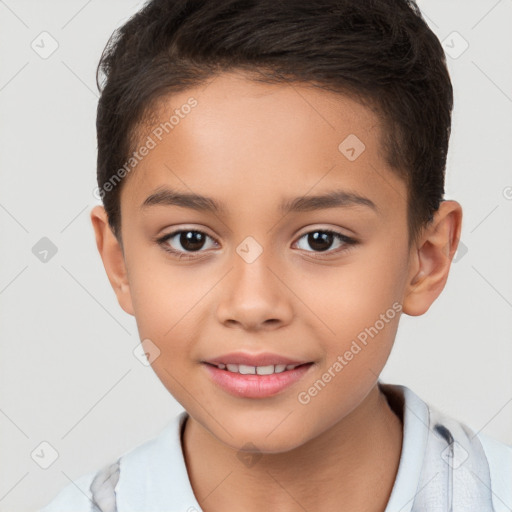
[90,205,134,316]
[402,200,463,316]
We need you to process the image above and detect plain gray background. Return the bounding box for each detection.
[0,1,511,510]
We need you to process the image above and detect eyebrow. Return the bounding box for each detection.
[141,187,378,214]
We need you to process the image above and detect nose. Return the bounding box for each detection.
[215,245,294,332]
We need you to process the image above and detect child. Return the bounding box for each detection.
[40,0,512,510]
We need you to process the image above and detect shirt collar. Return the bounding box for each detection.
[380,381,430,512]
[116,410,201,512]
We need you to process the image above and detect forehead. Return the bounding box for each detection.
[120,72,407,221]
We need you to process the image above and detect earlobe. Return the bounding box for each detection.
[402,200,463,316]
[90,205,135,316]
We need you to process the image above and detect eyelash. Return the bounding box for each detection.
[156,228,358,260]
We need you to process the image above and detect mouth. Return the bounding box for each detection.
[201,357,315,399]
[203,361,312,375]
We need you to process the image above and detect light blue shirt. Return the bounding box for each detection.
[39,383,512,512]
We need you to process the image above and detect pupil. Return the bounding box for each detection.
[181,231,205,251]
[308,231,332,252]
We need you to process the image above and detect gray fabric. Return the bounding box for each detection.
[89,459,121,512]
[410,406,495,511]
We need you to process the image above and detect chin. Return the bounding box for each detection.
[227,435,305,456]
[213,419,314,455]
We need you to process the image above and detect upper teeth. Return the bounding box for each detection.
[217,363,300,375]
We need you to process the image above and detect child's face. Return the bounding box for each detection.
[100,72,421,451]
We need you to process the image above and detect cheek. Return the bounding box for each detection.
[127,265,205,402]
[128,260,203,336]
[296,255,403,331]
[126,259,216,376]
[290,248,405,377]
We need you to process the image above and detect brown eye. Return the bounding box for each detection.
[157,229,218,257]
[294,229,357,254]
[177,231,207,251]
[306,231,334,252]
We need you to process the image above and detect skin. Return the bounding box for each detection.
[91,71,462,512]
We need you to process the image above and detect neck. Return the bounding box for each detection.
[182,383,403,512]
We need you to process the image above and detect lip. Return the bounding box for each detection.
[203,351,311,367]
[202,360,314,399]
